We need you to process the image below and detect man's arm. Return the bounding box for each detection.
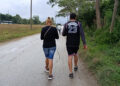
[79,23,87,48]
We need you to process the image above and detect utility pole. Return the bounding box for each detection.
[30,0,32,30]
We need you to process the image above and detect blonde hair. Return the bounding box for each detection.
[46,17,52,25]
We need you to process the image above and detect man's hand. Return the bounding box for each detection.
[83,45,87,49]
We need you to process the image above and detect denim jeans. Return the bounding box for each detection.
[43,47,56,59]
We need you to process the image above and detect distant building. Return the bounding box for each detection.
[0,21,13,24]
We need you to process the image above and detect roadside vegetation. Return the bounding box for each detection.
[79,28,120,86]
[48,0,120,86]
[0,24,43,42]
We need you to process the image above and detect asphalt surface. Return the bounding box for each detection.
[0,34,99,86]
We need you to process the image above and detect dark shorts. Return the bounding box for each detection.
[67,47,79,56]
[43,47,56,59]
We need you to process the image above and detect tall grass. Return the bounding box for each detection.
[0,24,44,42]
[79,32,120,86]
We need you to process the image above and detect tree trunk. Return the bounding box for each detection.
[110,0,119,33]
[96,0,101,29]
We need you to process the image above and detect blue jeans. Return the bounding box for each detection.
[43,47,56,59]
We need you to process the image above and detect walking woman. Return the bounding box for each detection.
[41,17,59,80]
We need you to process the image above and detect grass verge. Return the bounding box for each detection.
[79,33,120,86]
[0,24,43,42]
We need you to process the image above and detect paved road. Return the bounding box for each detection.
[0,34,99,86]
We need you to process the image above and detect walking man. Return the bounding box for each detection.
[62,13,87,78]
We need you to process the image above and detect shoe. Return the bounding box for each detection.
[48,75,53,80]
[69,73,74,79]
[74,66,78,71]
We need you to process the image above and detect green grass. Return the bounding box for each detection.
[79,33,120,86]
[0,24,43,42]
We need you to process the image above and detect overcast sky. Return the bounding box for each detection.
[0,0,67,24]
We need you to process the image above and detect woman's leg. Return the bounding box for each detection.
[43,48,49,70]
[49,59,53,75]
[48,47,56,76]
[45,58,49,70]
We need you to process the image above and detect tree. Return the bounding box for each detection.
[48,0,93,17]
[12,14,22,24]
[33,16,41,24]
[96,0,102,29]
[5,14,13,21]
[22,19,29,24]
[48,0,95,27]
[0,14,6,21]
[110,0,119,33]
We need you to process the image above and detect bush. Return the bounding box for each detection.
[95,25,120,44]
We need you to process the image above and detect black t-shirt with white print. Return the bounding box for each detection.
[62,21,86,47]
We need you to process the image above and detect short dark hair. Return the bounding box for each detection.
[70,13,76,19]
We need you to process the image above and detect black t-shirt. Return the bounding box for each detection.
[62,21,86,47]
[41,26,59,48]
